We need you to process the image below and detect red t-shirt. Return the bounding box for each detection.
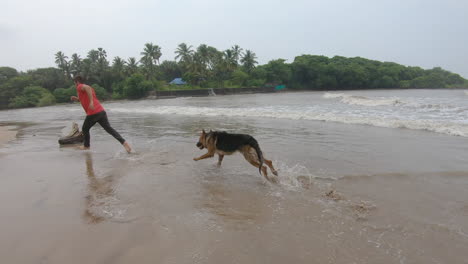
[76,83,105,115]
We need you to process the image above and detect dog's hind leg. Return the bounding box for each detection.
[217,154,224,167]
[263,158,278,176]
[248,160,269,181]
[242,151,270,181]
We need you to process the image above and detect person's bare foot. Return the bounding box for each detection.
[123,141,132,153]
[78,145,90,150]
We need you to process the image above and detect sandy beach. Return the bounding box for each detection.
[1,90,468,263]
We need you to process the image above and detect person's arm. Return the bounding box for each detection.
[70,95,79,102]
[71,88,80,102]
[82,85,95,111]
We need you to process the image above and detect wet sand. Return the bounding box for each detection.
[1,91,468,263]
[0,128,467,264]
[0,125,17,147]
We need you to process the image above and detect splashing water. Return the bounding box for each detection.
[273,161,315,189]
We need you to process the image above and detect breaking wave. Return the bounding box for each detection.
[322,92,465,112]
[323,92,402,107]
[323,92,347,99]
[109,106,468,137]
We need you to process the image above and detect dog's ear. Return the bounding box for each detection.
[202,129,206,134]
[209,129,212,132]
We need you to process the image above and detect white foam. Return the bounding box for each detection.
[323,92,467,115]
[341,96,402,107]
[317,114,468,137]
[323,92,347,99]
[273,161,314,189]
[109,105,468,137]
[323,93,402,107]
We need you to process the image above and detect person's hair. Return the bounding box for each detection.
[73,75,85,83]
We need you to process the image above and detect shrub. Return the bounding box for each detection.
[53,86,76,103]
[37,93,56,107]
[123,74,152,99]
[91,83,110,100]
[9,86,56,108]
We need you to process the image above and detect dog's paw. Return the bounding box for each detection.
[193,157,199,161]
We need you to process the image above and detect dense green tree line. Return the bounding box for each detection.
[287,55,467,90]
[1,43,467,109]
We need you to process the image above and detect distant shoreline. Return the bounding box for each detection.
[147,86,467,100]
[148,86,279,99]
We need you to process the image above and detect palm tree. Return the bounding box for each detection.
[96,48,110,89]
[112,57,124,70]
[187,52,205,85]
[87,49,99,63]
[175,43,194,64]
[189,44,211,81]
[85,48,110,88]
[196,44,210,67]
[112,56,125,81]
[81,58,92,80]
[54,51,70,79]
[240,50,258,73]
[140,43,162,79]
[83,49,100,83]
[140,43,162,65]
[223,49,237,72]
[70,53,82,76]
[206,46,222,71]
[97,48,109,68]
[231,45,243,65]
[125,57,139,75]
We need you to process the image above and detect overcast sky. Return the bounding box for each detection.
[1,0,467,77]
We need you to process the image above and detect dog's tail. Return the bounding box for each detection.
[248,138,264,175]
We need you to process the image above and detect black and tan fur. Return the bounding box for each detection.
[194,130,278,182]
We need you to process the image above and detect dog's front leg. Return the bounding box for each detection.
[217,154,224,167]
[194,151,214,161]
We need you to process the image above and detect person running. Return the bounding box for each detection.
[71,75,132,153]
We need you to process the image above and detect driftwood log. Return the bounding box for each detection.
[58,122,84,145]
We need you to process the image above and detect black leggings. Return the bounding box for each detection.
[82,111,125,147]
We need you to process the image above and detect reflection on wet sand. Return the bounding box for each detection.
[84,152,117,224]
[198,173,272,230]
[202,182,257,222]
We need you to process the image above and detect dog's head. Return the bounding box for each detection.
[196,129,210,150]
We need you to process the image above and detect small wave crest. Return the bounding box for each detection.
[323,92,347,99]
[333,116,468,137]
[323,92,402,107]
[323,92,463,111]
[342,96,402,107]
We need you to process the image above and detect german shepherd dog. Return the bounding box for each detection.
[194,130,278,182]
